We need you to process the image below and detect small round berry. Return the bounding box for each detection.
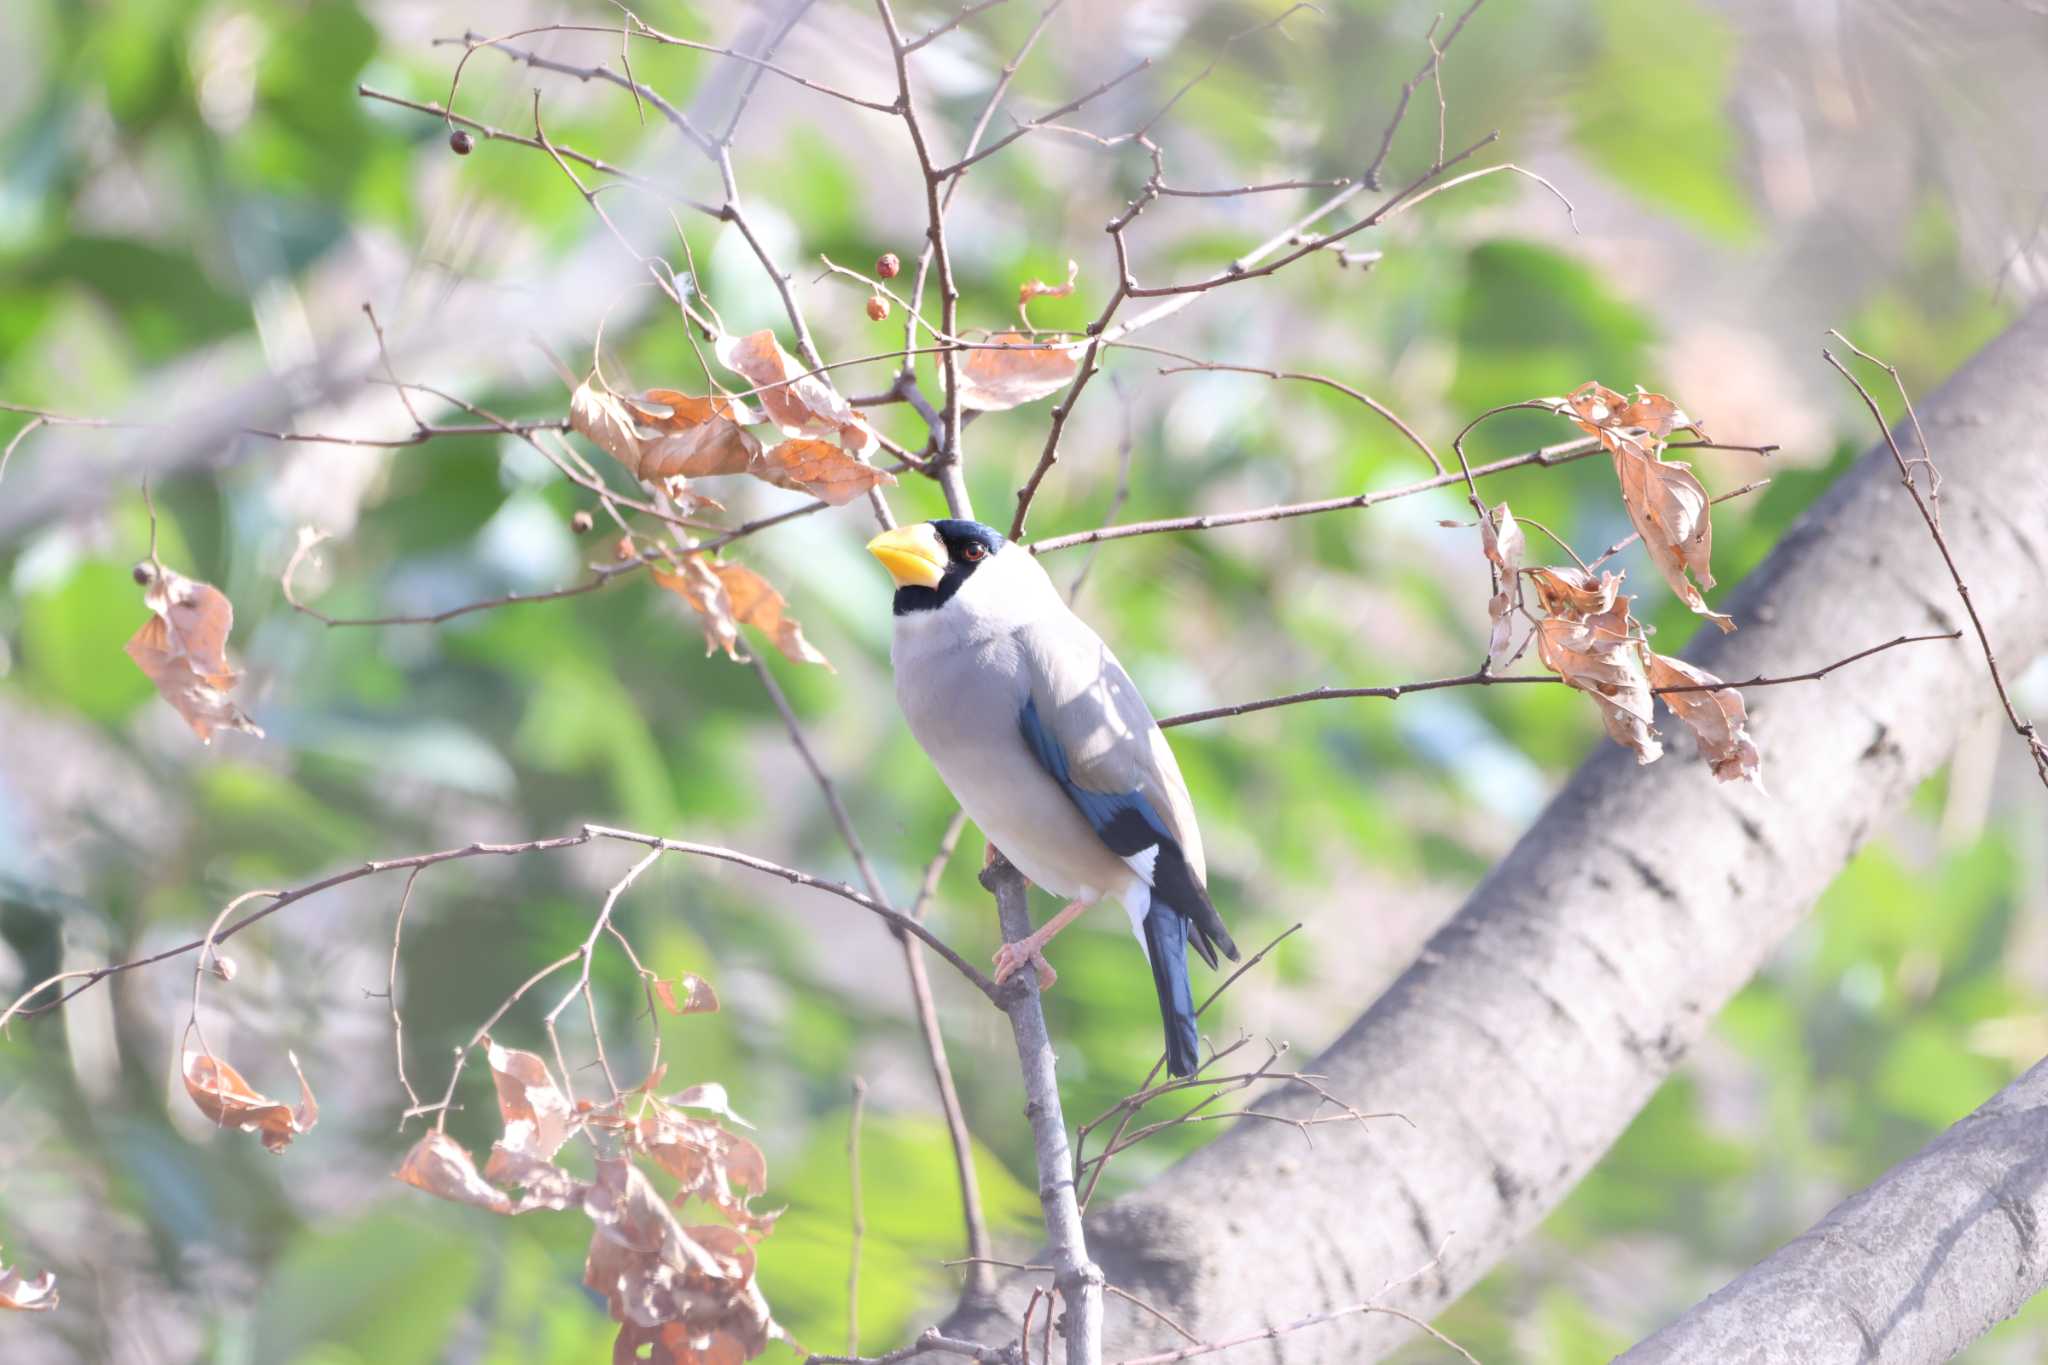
[866,293,890,322]
[570,509,594,534]
[875,252,900,279]
[448,129,475,156]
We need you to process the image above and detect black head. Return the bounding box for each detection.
[867,519,1008,615]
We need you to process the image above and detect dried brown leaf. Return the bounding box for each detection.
[1479,501,1525,575]
[571,378,646,468]
[572,379,765,485]
[652,556,829,670]
[714,562,830,670]
[182,1047,317,1154]
[1480,501,1525,669]
[1564,381,1694,446]
[639,1109,771,1232]
[957,332,1082,411]
[752,437,894,506]
[485,1036,577,1161]
[713,330,856,437]
[1535,596,1662,765]
[0,1249,57,1312]
[395,1131,516,1214]
[481,1142,588,1213]
[625,390,763,481]
[126,568,263,742]
[1613,444,1732,633]
[1563,380,1733,633]
[651,556,740,661]
[1529,566,1623,618]
[583,1156,775,1356]
[1647,652,1764,786]
[1018,259,1079,315]
[653,974,718,1016]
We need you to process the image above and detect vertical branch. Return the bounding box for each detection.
[980,855,1102,1365]
[875,0,971,517]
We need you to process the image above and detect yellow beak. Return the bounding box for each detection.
[866,524,947,589]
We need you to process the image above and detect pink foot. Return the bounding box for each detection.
[993,939,1058,990]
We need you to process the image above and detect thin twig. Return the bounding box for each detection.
[1823,331,2047,786]
[906,0,1011,52]
[1,824,1000,1031]
[1157,631,1960,728]
[1127,342,1442,475]
[387,868,427,1113]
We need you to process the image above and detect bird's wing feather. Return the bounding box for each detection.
[1014,614,1236,964]
[1014,614,1205,874]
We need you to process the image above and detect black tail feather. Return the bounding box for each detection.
[1143,902,1202,1077]
[1151,842,1237,967]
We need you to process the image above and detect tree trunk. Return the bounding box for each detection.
[1620,1055,2048,1363]
[949,304,2048,1360]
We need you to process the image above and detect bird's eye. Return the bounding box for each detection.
[962,544,987,562]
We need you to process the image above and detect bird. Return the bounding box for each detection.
[866,517,1239,1076]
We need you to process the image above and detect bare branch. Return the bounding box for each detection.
[1156,631,1961,729]
[2,823,1001,1031]
[1824,330,2048,786]
[357,85,707,209]
[980,854,1103,1365]
[1127,342,1442,475]
[905,0,1012,53]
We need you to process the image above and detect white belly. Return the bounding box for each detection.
[892,626,1137,905]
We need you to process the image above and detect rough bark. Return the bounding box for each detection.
[949,305,2048,1361]
[1621,1056,2048,1363]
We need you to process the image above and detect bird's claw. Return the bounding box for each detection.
[993,939,1058,991]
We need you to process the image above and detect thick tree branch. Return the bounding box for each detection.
[1620,1056,2048,1363]
[949,304,2048,1361]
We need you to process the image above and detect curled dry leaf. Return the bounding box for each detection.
[639,1107,771,1234]
[753,437,895,506]
[1647,652,1764,786]
[572,374,888,505]
[485,1036,577,1161]
[957,332,1082,411]
[571,379,762,482]
[1529,565,1623,618]
[0,1248,57,1312]
[1479,501,1526,669]
[482,1142,589,1214]
[584,1156,776,1362]
[653,973,718,1016]
[713,330,856,438]
[651,555,830,670]
[666,1082,752,1129]
[182,1047,317,1154]
[1017,259,1079,318]
[1564,380,1734,634]
[1534,593,1663,765]
[395,1130,515,1214]
[126,566,263,743]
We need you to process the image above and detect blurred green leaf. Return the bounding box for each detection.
[250,1211,483,1365]
[1570,0,1757,241]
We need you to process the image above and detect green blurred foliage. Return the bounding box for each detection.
[0,1,2039,1362]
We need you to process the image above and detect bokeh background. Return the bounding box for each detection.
[3,1,2046,1361]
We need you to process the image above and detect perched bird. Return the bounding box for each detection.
[866,518,1239,1076]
